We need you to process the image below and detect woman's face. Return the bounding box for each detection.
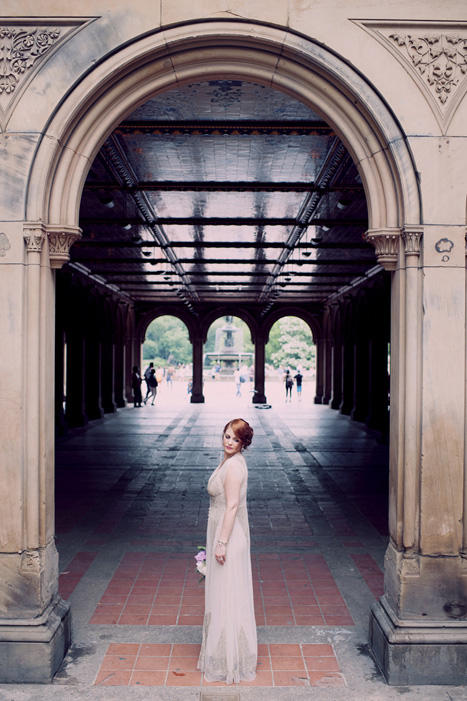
[223,426,242,457]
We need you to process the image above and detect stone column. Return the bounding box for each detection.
[322,337,332,404]
[101,338,117,414]
[330,342,342,409]
[314,336,325,404]
[340,337,354,415]
[252,332,267,404]
[0,224,76,683]
[191,333,205,403]
[65,332,88,427]
[114,338,126,408]
[367,226,467,684]
[351,331,370,423]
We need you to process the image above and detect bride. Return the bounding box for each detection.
[198,418,257,684]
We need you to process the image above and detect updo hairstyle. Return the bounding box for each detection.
[223,418,254,450]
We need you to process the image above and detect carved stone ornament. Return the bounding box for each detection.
[364,229,400,271]
[0,231,10,256]
[47,226,82,269]
[0,19,93,130]
[352,21,467,130]
[388,34,467,106]
[23,224,46,253]
[402,227,423,257]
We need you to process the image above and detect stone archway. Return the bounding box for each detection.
[14,20,425,683]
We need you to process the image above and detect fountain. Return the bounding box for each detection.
[204,316,253,377]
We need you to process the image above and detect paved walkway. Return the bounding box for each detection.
[2,382,467,700]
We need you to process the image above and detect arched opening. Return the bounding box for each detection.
[265,315,316,404]
[142,315,191,404]
[20,20,423,684]
[203,315,255,404]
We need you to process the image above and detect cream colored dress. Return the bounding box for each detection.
[198,452,257,684]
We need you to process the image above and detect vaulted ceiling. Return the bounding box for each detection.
[73,80,375,314]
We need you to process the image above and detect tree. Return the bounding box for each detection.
[265,317,315,369]
[143,316,191,365]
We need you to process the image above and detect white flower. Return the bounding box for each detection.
[196,560,206,577]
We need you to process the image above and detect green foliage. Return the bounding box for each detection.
[265,317,315,369]
[143,316,191,365]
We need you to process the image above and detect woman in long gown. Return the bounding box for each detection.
[198,418,257,684]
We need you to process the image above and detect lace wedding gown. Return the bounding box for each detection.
[198,452,257,684]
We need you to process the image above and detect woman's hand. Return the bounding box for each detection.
[215,542,226,565]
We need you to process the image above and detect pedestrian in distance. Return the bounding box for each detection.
[131,365,143,407]
[144,368,158,405]
[198,418,257,684]
[294,369,303,401]
[284,369,294,402]
[143,361,154,402]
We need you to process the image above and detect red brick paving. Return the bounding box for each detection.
[94,642,346,687]
[89,551,353,627]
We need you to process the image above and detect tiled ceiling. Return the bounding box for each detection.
[74,80,374,311]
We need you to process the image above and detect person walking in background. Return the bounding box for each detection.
[284,369,294,402]
[198,418,257,684]
[144,368,158,405]
[234,367,242,396]
[294,369,303,401]
[143,361,154,402]
[131,365,143,407]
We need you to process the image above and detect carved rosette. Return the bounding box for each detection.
[364,229,400,270]
[47,226,82,268]
[23,223,46,254]
[402,227,423,257]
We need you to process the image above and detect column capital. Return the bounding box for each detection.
[46,225,82,269]
[364,228,400,270]
[23,221,46,253]
[402,226,423,257]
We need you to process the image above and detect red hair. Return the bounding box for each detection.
[223,418,254,450]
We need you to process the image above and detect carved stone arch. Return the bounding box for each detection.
[136,306,197,345]
[200,307,259,346]
[26,19,421,270]
[261,307,321,345]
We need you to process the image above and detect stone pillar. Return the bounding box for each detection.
[114,338,126,408]
[0,224,74,683]
[65,331,88,427]
[101,338,117,414]
[314,336,325,404]
[322,337,332,405]
[340,337,354,415]
[191,333,205,403]
[367,225,467,684]
[330,342,342,409]
[252,332,267,403]
[85,331,104,421]
[351,329,370,423]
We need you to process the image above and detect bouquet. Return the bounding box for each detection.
[194,546,206,581]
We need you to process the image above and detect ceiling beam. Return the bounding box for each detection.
[115,120,336,136]
[80,217,367,228]
[74,239,370,250]
[84,181,364,193]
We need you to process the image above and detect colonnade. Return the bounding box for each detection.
[56,265,391,442]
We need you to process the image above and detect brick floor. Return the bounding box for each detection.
[51,383,393,695]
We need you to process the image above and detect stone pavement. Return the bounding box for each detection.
[2,381,467,700]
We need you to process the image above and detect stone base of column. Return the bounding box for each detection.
[252,392,267,404]
[0,597,71,683]
[369,598,467,685]
[190,393,205,403]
